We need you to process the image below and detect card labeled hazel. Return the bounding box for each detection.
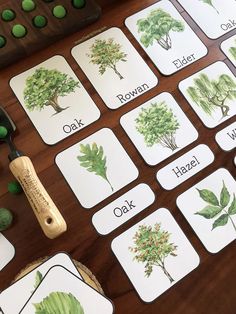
[221,34,236,67]
[125,0,207,75]
[10,55,100,145]
[177,168,236,253]
[179,61,236,128]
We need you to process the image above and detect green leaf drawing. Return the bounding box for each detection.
[135,101,180,151]
[137,8,185,50]
[34,271,43,289]
[77,143,114,191]
[24,67,79,115]
[199,0,219,13]
[87,38,127,80]
[187,73,236,119]
[129,223,177,284]
[195,181,236,232]
[229,40,236,60]
[33,291,84,314]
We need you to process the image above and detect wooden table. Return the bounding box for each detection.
[0,1,235,313]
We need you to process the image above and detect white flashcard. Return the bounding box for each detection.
[19,265,114,313]
[56,128,139,208]
[178,0,236,39]
[221,34,236,67]
[125,0,207,75]
[179,61,236,128]
[177,168,236,253]
[0,252,82,314]
[120,92,198,166]
[10,55,100,145]
[0,233,15,271]
[156,144,214,190]
[72,27,158,109]
[92,183,155,235]
[111,208,200,303]
[215,121,236,151]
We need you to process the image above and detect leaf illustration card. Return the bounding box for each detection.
[179,61,236,128]
[111,208,200,302]
[72,27,158,109]
[125,0,207,75]
[120,92,198,166]
[0,233,15,271]
[178,0,236,39]
[221,34,236,67]
[56,128,139,208]
[0,252,82,314]
[177,168,236,253]
[19,265,114,314]
[10,55,100,145]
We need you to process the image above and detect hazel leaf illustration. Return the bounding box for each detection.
[34,271,43,289]
[196,188,219,206]
[212,214,228,230]
[220,181,230,208]
[195,205,222,219]
[77,143,114,191]
[228,194,236,215]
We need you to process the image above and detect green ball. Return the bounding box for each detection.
[2,9,16,21]
[22,0,36,12]
[8,181,23,194]
[53,5,67,18]
[72,0,85,9]
[0,36,6,48]
[12,24,27,38]
[0,208,13,231]
[0,125,8,138]
[33,15,47,28]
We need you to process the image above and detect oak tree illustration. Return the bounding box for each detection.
[137,8,185,50]
[129,223,177,283]
[87,38,127,80]
[199,0,219,14]
[24,67,79,115]
[135,101,180,151]
[195,181,236,233]
[77,143,114,191]
[229,40,236,60]
[187,73,236,118]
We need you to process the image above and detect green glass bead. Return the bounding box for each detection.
[33,15,47,28]
[12,24,27,38]
[8,181,23,194]
[0,126,8,137]
[0,208,13,231]
[1,9,16,21]
[72,0,85,9]
[53,5,67,18]
[22,0,36,12]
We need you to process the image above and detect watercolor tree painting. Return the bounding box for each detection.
[187,73,236,119]
[229,39,236,60]
[129,223,178,283]
[87,38,127,80]
[136,9,185,50]
[135,101,180,151]
[24,67,79,115]
[195,181,236,232]
[199,0,219,14]
[77,143,114,191]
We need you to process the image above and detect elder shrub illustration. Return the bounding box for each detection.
[77,143,114,191]
[129,223,177,283]
[24,67,79,115]
[229,40,236,60]
[187,73,236,118]
[199,0,219,14]
[195,181,236,232]
[135,101,180,151]
[87,38,127,80]
[137,8,185,50]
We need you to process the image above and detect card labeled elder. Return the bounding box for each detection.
[111,208,199,302]
[0,252,82,314]
[10,55,100,145]
[72,27,158,109]
[120,92,198,166]
[125,0,207,75]
[179,61,236,128]
[56,128,139,208]
[221,34,236,67]
[19,265,114,313]
[177,168,236,253]
[178,0,236,39]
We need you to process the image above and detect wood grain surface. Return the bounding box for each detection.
[0,1,235,313]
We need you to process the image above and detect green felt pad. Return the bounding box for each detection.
[22,0,36,12]
[0,125,8,137]
[1,9,16,21]
[12,24,27,38]
[0,208,13,231]
[8,181,23,195]
[0,36,6,48]
[53,5,67,18]
[33,15,47,28]
[73,0,86,9]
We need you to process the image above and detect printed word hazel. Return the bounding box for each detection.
[172,155,200,178]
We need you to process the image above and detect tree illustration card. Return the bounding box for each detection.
[0,233,15,271]
[111,208,200,302]
[56,128,139,208]
[19,265,114,313]
[120,92,198,166]
[71,27,158,109]
[0,252,82,314]
[177,168,236,253]
[179,61,236,128]
[178,0,236,39]
[10,55,100,145]
[125,0,207,75]
[221,34,236,67]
